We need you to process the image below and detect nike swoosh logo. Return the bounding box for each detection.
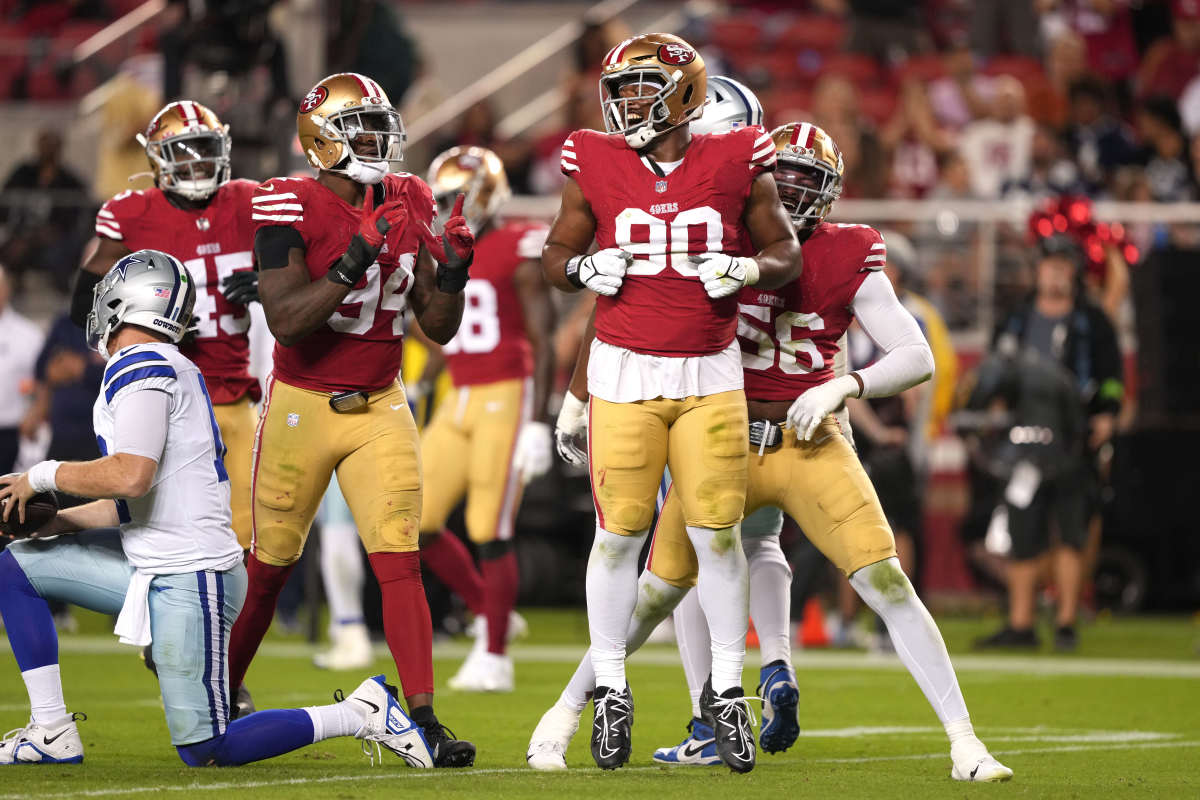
[42,730,69,746]
[260,183,275,192]
[970,764,981,779]
[682,741,710,758]
[355,698,381,714]
[390,403,405,410]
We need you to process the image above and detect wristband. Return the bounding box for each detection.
[326,235,379,287]
[27,460,61,493]
[849,371,865,398]
[436,263,469,294]
[564,255,586,289]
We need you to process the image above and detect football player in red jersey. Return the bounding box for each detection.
[74,101,260,552]
[530,122,1013,782]
[228,72,474,767]
[413,145,554,693]
[541,33,801,772]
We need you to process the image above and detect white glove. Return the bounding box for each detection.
[568,248,632,297]
[690,253,760,299]
[554,391,589,467]
[787,374,861,441]
[513,421,554,483]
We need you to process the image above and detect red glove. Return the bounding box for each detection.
[328,193,409,287]
[418,194,474,293]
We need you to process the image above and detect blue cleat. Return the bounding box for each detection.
[652,718,722,765]
[757,661,799,754]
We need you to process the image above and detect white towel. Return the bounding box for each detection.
[114,569,155,646]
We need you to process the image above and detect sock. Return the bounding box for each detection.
[176,709,315,766]
[561,571,687,712]
[23,665,68,725]
[369,551,434,699]
[685,524,749,694]
[481,550,518,655]
[585,525,648,691]
[420,530,485,615]
[944,716,977,746]
[227,558,295,690]
[319,521,365,628]
[305,700,368,741]
[743,534,793,668]
[0,550,58,672]
[849,558,969,724]
[672,589,709,719]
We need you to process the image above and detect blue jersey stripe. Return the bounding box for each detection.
[103,351,170,388]
[196,572,219,739]
[104,365,177,403]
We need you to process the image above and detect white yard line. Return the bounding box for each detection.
[0,733,1195,799]
[5,637,1199,679]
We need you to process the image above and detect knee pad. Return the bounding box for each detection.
[177,734,224,767]
[478,540,513,561]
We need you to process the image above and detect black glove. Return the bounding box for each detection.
[221,270,259,306]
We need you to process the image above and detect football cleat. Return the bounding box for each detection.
[232,684,256,720]
[950,738,1014,782]
[418,717,476,768]
[590,686,633,770]
[447,650,514,693]
[338,675,433,768]
[652,718,721,766]
[0,713,86,764]
[468,610,529,644]
[526,701,582,770]
[313,622,374,671]
[757,661,800,754]
[700,678,757,774]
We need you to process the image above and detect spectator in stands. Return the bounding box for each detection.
[1002,122,1086,201]
[1063,76,1139,194]
[928,43,995,130]
[970,0,1040,59]
[882,78,954,198]
[960,75,1035,198]
[20,310,104,468]
[0,265,43,476]
[1039,0,1139,84]
[1035,29,1088,127]
[1135,95,1196,202]
[973,235,1122,652]
[811,74,888,197]
[0,130,90,291]
[1136,0,1200,101]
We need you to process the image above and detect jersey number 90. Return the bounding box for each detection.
[615,206,723,276]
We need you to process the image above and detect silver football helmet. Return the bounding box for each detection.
[86,249,196,359]
[691,75,764,136]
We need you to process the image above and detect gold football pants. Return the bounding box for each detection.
[588,391,748,536]
[250,375,421,566]
[420,378,530,543]
[213,396,257,550]
[648,416,897,586]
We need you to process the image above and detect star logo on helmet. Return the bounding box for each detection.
[113,255,145,281]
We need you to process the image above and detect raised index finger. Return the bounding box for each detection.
[450,193,465,219]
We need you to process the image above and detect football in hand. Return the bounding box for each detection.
[0,483,59,539]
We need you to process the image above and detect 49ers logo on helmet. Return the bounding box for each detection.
[299,86,328,114]
[657,43,696,65]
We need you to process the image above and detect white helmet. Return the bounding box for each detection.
[86,249,196,359]
[691,75,764,136]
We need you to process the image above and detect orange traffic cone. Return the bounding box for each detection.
[799,597,830,648]
[747,620,759,648]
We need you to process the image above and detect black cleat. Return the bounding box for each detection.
[700,677,756,774]
[973,626,1040,650]
[409,707,475,768]
[231,684,256,720]
[140,645,157,677]
[590,685,633,769]
[1053,625,1078,652]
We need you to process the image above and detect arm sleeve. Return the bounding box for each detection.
[1089,306,1124,415]
[850,271,936,398]
[111,388,170,462]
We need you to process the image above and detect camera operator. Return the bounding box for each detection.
[970,234,1123,652]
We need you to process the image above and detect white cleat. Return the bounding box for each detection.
[448,650,514,693]
[951,738,1013,782]
[526,702,582,770]
[341,675,433,768]
[314,622,374,671]
[0,714,86,764]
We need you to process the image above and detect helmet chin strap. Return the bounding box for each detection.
[343,157,388,185]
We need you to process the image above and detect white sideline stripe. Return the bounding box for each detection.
[7,638,1200,679]
[4,740,1198,799]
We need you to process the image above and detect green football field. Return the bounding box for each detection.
[2,610,1198,799]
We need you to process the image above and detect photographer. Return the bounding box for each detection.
[971,235,1123,652]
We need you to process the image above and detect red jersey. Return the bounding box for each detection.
[95,179,258,404]
[561,126,775,357]
[443,222,546,387]
[738,222,885,401]
[250,173,434,393]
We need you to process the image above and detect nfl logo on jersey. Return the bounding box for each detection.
[655,180,668,193]
[286,413,300,428]
[196,218,210,231]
